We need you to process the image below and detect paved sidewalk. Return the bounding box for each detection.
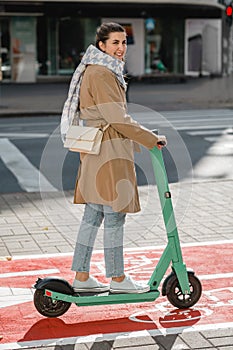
[0,75,233,349]
[0,180,233,257]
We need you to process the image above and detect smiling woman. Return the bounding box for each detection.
[61,22,167,295]
[96,23,127,61]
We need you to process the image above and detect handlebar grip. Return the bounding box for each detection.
[157,141,166,146]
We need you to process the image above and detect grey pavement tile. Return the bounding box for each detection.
[0,228,15,236]
[201,329,233,338]
[27,346,89,350]
[20,240,41,249]
[56,244,74,252]
[4,216,21,223]
[114,345,160,350]
[86,341,114,349]
[73,344,91,350]
[38,246,61,253]
[179,332,214,348]
[11,227,29,235]
[153,334,190,349]
[210,337,233,347]
[0,246,10,256]
[5,241,22,249]
[10,249,42,255]
[37,239,66,247]
[112,335,157,348]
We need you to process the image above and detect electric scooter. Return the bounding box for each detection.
[33,144,202,318]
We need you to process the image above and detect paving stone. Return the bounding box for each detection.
[201,329,233,338]
[113,335,156,348]
[179,332,213,348]
[210,337,233,347]
[154,334,191,349]
[114,345,160,350]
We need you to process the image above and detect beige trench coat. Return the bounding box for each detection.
[74,65,159,213]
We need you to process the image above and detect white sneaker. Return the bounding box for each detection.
[73,275,109,292]
[110,275,150,294]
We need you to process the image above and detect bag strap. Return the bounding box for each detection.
[102,124,110,132]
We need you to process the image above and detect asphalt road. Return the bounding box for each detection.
[0,108,232,194]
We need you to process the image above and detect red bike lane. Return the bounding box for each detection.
[0,240,233,349]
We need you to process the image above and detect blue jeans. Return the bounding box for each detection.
[71,203,126,278]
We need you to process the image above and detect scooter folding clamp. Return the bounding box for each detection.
[164,191,171,198]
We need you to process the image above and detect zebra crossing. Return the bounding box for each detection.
[0,117,60,193]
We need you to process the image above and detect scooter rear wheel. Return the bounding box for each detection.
[166,272,202,309]
[34,289,71,317]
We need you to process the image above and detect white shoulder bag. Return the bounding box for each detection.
[64,119,109,155]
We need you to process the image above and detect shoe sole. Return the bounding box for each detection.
[73,286,109,293]
[110,286,150,294]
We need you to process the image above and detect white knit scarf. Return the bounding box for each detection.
[60,44,126,140]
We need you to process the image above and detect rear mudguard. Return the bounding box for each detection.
[34,276,74,295]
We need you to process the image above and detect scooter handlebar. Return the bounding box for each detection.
[157,140,166,146]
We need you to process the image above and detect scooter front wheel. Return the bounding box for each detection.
[166,272,202,309]
[34,289,71,317]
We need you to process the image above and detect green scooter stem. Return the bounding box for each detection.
[149,146,190,294]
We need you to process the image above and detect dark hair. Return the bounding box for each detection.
[96,22,126,50]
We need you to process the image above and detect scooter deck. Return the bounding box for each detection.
[45,289,160,306]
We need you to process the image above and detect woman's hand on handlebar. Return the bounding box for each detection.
[156,135,167,149]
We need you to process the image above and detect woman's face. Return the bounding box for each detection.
[99,31,127,61]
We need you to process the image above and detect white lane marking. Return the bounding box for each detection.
[0,268,59,278]
[187,130,226,136]
[1,121,58,128]
[176,125,228,131]
[199,272,233,280]
[191,133,233,179]
[0,132,49,139]
[1,322,233,349]
[161,109,233,117]
[0,138,58,192]
[0,287,33,308]
[133,112,233,125]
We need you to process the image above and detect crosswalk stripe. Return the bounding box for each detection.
[190,133,233,179]
[187,129,226,136]
[0,138,58,192]
[0,132,49,139]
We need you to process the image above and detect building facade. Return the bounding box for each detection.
[0,0,230,82]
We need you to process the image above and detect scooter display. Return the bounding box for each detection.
[33,144,202,318]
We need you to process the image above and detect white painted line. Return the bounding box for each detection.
[191,133,233,179]
[1,121,58,128]
[187,130,225,136]
[0,288,33,308]
[0,138,58,192]
[138,117,232,124]
[176,125,227,131]
[1,322,233,350]
[0,132,49,139]
[205,137,233,143]
[161,109,233,117]
[0,268,60,278]
[199,272,233,280]
[10,239,233,260]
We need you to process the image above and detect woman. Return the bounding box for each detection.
[61,22,167,294]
